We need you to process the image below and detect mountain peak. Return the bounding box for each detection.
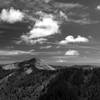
[2,57,55,71]
[23,57,55,70]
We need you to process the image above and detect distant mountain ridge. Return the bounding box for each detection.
[0,57,57,100]
[0,57,100,100]
[2,57,55,71]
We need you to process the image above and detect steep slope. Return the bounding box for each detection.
[39,66,100,100]
[0,57,57,100]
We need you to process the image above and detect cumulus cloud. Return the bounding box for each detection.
[19,14,60,44]
[59,35,89,45]
[18,35,47,45]
[0,7,24,23]
[0,50,32,56]
[29,16,60,38]
[40,45,52,49]
[97,5,100,10]
[65,50,80,56]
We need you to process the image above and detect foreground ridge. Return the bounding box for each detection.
[0,57,100,100]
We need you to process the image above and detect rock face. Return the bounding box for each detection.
[0,58,100,100]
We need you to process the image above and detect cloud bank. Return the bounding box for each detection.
[59,35,89,45]
[54,3,83,9]
[65,50,80,56]
[19,35,47,44]
[20,14,60,44]
[0,7,24,23]
[0,50,31,56]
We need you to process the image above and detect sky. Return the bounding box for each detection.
[0,0,100,65]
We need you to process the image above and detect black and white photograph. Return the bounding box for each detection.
[0,0,100,100]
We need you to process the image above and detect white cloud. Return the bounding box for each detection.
[56,58,66,63]
[0,7,24,23]
[60,11,99,25]
[19,14,60,44]
[97,5,100,10]
[31,38,47,44]
[59,11,68,20]
[59,35,89,45]
[19,35,47,44]
[29,16,60,38]
[0,50,32,56]
[40,45,52,49]
[54,3,83,9]
[65,50,80,56]
[43,0,51,3]
[68,18,99,25]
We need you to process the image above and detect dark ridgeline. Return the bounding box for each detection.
[0,57,100,100]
